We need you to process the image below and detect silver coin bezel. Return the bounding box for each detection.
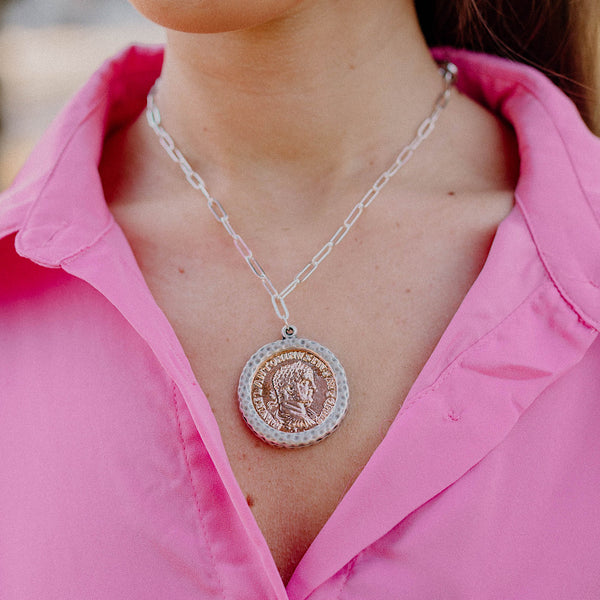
[238,336,349,448]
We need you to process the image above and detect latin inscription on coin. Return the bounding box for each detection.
[250,348,338,434]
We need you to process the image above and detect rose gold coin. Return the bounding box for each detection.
[250,348,338,434]
[238,335,349,448]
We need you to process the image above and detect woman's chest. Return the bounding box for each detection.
[129,249,490,583]
[110,188,513,583]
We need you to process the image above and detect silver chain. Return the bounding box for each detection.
[146,62,457,327]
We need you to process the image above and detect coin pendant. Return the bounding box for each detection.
[238,334,349,448]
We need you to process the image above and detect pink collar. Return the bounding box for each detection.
[3,46,600,329]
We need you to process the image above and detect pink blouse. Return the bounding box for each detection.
[1,46,600,599]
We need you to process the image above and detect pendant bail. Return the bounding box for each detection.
[282,324,297,339]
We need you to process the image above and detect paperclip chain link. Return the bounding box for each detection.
[146,62,457,326]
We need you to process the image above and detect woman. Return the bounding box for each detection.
[1,1,599,597]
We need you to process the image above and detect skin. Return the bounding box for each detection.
[128,0,306,33]
[103,0,520,585]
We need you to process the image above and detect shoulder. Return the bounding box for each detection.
[435,48,600,331]
[0,44,164,270]
[434,48,600,187]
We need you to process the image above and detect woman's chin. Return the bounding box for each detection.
[126,0,305,34]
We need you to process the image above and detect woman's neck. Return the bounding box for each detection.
[152,0,443,214]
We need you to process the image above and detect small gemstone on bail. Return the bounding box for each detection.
[282,324,297,339]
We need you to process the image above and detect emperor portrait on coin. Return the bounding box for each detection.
[251,348,337,433]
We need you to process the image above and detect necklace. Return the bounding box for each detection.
[146,61,457,448]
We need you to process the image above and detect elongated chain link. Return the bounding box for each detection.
[146,62,457,326]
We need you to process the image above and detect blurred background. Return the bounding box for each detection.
[0,0,163,189]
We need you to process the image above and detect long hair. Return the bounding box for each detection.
[416,0,600,133]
